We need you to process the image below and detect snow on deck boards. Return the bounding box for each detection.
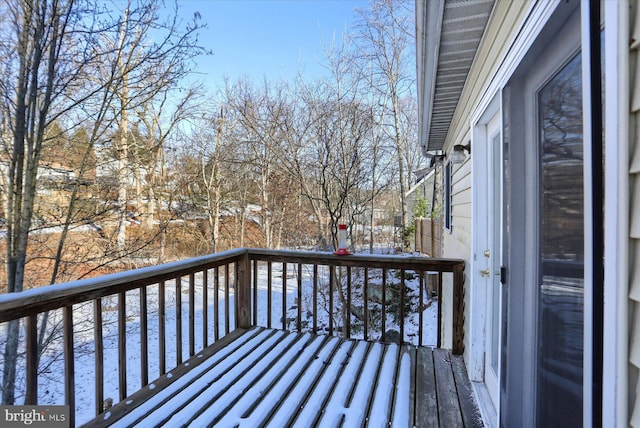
[85,327,483,428]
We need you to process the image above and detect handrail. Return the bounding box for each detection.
[0,248,248,323]
[0,248,464,426]
[245,247,463,268]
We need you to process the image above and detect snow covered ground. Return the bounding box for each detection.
[1,259,438,426]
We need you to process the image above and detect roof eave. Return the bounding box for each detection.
[416,0,495,155]
[416,0,445,157]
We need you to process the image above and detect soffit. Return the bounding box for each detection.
[418,0,495,154]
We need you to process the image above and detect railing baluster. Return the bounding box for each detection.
[252,260,258,326]
[437,271,443,349]
[224,264,230,335]
[267,262,272,329]
[236,253,252,329]
[140,286,148,387]
[26,315,37,404]
[329,266,334,335]
[400,269,405,343]
[364,268,369,341]
[159,281,166,375]
[189,273,195,356]
[94,299,104,415]
[64,306,75,427]
[203,270,209,347]
[297,263,302,332]
[118,292,127,400]
[233,261,239,330]
[419,271,424,347]
[175,277,182,365]
[214,267,220,341]
[313,264,318,333]
[453,264,465,355]
[381,269,387,342]
[234,262,242,330]
[346,266,352,339]
[282,262,287,331]
[213,266,220,342]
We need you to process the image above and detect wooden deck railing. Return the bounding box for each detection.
[0,248,464,426]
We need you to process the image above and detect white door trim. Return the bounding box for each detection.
[590,2,629,425]
[469,93,501,389]
[484,112,503,410]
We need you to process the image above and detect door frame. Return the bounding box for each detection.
[505,3,582,426]
[484,111,503,409]
[469,93,502,401]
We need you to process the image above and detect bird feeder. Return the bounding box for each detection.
[334,224,350,255]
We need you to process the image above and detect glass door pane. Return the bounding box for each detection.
[536,51,583,427]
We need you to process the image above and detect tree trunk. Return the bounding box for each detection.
[392,95,408,241]
[2,321,20,404]
[116,119,129,253]
[116,11,130,255]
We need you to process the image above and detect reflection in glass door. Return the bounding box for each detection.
[536,51,583,427]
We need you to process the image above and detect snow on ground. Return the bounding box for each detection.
[1,255,438,426]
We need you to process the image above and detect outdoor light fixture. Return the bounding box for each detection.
[450,141,471,164]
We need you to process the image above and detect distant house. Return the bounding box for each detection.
[0,161,76,192]
[37,163,75,183]
[95,145,148,189]
[416,0,634,426]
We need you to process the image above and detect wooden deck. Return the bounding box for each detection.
[85,327,482,428]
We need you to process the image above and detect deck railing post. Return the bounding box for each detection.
[64,306,75,427]
[236,250,252,329]
[452,262,465,355]
[25,315,38,404]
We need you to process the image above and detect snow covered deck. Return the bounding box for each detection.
[0,248,468,426]
[85,327,482,428]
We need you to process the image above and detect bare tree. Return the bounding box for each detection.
[100,1,205,256]
[355,0,417,244]
[179,106,235,253]
[0,0,205,404]
[134,87,199,233]
[0,0,80,404]
[301,30,386,250]
[223,79,296,249]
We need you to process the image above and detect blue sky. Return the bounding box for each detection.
[177,0,369,88]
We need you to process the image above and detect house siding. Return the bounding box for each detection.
[443,156,471,357]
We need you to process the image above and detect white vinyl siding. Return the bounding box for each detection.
[442,154,472,362]
[448,158,472,252]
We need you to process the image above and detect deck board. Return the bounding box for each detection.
[84,327,483,428]
[451,354,485,428]
[434,348,464,427]
[415,346,439,427]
